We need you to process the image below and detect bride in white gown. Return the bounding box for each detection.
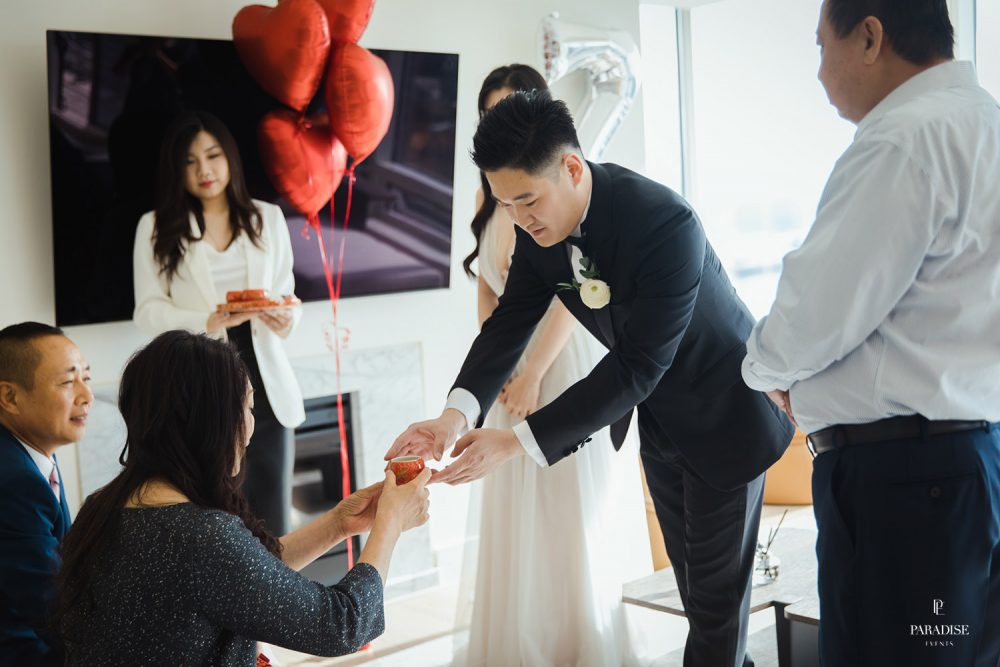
[454,65,652,667]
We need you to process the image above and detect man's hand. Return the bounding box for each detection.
[385,409,468,462]
[431,428,524,485]
[766,389,798,428]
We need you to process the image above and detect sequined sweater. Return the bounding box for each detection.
[62,503,384,665]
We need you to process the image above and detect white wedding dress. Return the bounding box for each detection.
[454,210,652,667]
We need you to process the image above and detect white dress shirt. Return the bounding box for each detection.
[446,193,593,467]
[742,61,1000,434]
[17,438,59,501]
[205,240,249,304]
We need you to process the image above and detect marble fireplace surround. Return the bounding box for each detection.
[77,342,437,598]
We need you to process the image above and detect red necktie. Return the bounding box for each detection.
[49,465,60,500]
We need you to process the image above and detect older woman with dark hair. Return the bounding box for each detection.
[54,331,429,665]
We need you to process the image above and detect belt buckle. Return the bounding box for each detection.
[805,435,818,457]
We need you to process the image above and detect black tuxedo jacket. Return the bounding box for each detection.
[454,162,793,490]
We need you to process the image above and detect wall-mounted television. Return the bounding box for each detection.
[46,30,458,327]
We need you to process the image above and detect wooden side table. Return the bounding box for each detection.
[623,527,820,666]
[784,597,821,667]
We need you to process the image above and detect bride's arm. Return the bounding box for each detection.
[475,187,501,329]
[478,275,500,329]
[499,300,578,419]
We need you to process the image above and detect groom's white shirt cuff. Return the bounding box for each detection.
[512,421,549,468]
[445,388,549,468]
[444,388,479,434]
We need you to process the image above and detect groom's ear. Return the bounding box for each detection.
[563,152,585,186]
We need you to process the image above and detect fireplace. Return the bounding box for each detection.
[292,393,360,585]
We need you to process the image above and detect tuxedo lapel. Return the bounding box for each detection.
[532,164,620,348]
[581,163,618,346]
[548,242,616,347]
[592,298,615,346]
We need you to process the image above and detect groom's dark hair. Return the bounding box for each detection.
[472,89,582,176]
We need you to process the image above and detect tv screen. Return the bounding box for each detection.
[46,30,458,327]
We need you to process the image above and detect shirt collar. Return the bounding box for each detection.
[16,436,56,482]
[857,60,979,135]
[569,189,593,239]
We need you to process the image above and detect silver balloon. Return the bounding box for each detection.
[541,12,641,161]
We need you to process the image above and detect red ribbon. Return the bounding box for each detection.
[304,164,359,567]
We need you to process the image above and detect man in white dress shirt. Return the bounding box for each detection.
[0,322,90,665]
[742,1,1000,665]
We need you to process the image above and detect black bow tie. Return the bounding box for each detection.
[564,234,586,249]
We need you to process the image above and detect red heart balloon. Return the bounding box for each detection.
[233,0,331,111]
[315,0,375,43]
[325,43,394,165]
[258,110,347,219]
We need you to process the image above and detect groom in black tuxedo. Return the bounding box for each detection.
[387,90,794,666]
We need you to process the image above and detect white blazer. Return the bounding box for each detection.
[133,200,306,428]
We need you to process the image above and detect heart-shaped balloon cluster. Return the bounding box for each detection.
[233,0,391,223]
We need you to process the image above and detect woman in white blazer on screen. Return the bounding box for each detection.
[133,110,304,535]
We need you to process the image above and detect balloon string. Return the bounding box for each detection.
[311,203,354,569]
[331,168,355,568]
[330,193,353,570]
[335,167,357,301]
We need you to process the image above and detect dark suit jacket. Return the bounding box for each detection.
[454,162,794,490]
[0,424,70,665]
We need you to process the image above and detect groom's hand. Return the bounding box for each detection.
[385,409,468,462]
[431,428,524,485]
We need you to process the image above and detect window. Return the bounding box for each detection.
[641,0,856,318]
[977,0,1000,98]
[686,0,855,317]
[638,3,683,193]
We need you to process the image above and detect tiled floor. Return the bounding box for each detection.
[271,504,817,666]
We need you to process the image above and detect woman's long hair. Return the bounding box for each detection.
[462,64,548,278]
[153,110,262,283]
[53,331,281,646]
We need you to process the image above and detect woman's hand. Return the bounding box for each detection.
[374,467,431,533]
[259,309,293,334]
[333,482,383,537]
[498,369,542,419]
[206,310,255,335]
[357,467,432,583]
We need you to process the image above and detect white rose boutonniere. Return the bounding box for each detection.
[558,255,611,310]
[579,278,611,309]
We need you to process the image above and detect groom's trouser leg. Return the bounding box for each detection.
[641,442,764,667]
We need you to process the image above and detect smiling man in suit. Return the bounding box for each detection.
[387,90,795,666]
[0,322,91,665]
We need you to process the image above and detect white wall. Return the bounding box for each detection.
[0,0,645,563]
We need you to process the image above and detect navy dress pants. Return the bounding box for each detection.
[812,423,1000,666]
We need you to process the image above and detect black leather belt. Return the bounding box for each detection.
[807,415,991,456]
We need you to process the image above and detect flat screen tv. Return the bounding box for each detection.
[46,30,458,326]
